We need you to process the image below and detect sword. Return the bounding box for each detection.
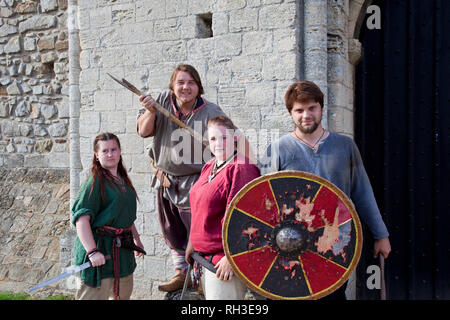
[28,255,111,293]
[180,252,216,300]
[107,73,208,147]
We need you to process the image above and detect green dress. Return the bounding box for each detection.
[71,175,137,287]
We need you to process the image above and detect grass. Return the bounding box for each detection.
[0,292,73,300]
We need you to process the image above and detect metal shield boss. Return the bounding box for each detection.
[222,171,363,300]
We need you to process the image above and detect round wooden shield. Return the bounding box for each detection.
[222,171,363,300]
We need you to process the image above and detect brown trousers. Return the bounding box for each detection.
[157,187,191,251]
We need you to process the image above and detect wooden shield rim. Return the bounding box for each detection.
[222,170,363,300]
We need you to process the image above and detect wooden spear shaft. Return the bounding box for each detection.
[107,73,208,146]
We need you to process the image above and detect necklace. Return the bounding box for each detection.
[294,128,326,151]
[208,151,237,182]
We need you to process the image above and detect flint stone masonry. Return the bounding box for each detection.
[0,0,69,169]
[0,168,71,296]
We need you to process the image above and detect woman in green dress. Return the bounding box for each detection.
[71,132,145,300]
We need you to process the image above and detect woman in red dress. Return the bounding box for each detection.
[186,116,260,299]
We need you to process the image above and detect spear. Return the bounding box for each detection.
[107,73,208,146]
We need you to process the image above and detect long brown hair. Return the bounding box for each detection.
[89,132,139,203]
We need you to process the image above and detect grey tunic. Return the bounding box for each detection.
[137,90,226,209]
[260,132,389,239]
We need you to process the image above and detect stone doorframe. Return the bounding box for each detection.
[303,0,371,138]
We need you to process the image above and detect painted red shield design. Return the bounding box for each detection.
[222,171,363,300]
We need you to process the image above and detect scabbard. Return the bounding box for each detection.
[191,251,216,274]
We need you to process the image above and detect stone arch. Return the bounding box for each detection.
[349,0,373,40]
[348,0,372,66]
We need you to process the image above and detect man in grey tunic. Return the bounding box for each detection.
[260,80,391,299]
[137,64,227,292]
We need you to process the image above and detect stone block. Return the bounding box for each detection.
[100,111,126,134]
[79,111,100,134]
[111,3,135,24]
[37,36,55,51]
[19,124,32,137]
[1,154,24,168]
[231,55,262,82]
[55,40,68,51]
[154,19,181,41]
[229,8,258,33]
[136,0,166,22]
[138,42,164,65]
[130,153,152,174]
[0,24,18,37]
[48,123,67,137]
[216,0,246,11]
[328,105,354,136]
[0,101,10,117]
[48,151,69,168]
[262,52,297,81]
[144,256,167,280]
[93,90,115,111]
[4,36,21,53]
[274,28,298,52]
[41,0,58,12]
[32,85,44,95]
[214,33,241,57]
[166,0,188,18]
[259,3,298,30]
[162,41,187,62]
[211,11,228,36]
[89,6,112,29]
[246,82,274,106]
[0,7,14,17]
[206,57,231,85]
[242,31,273,55]
[34,125,48,137]
[14,1,37,14]
[56,97,69,119]
[34,139,53,153]
[218,86,245,107]
[18,16,57,33]
[41,52,58,64]
[41,104,57,119]
[14,100,29,117]
[57,0,68,10]
[187,37,214,59]
[118,133,144,154]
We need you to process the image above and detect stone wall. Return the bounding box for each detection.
[0,0,69,169]
[0,0,366,300]
[76,0,302,299]
[0,167,71,296]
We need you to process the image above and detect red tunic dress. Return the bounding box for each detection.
[189,156,260,265]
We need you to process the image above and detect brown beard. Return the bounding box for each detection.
[297,116,321,134]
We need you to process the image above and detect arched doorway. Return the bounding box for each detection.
[354,0,450,299]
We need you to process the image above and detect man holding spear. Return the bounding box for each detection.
[136,64,228,292]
